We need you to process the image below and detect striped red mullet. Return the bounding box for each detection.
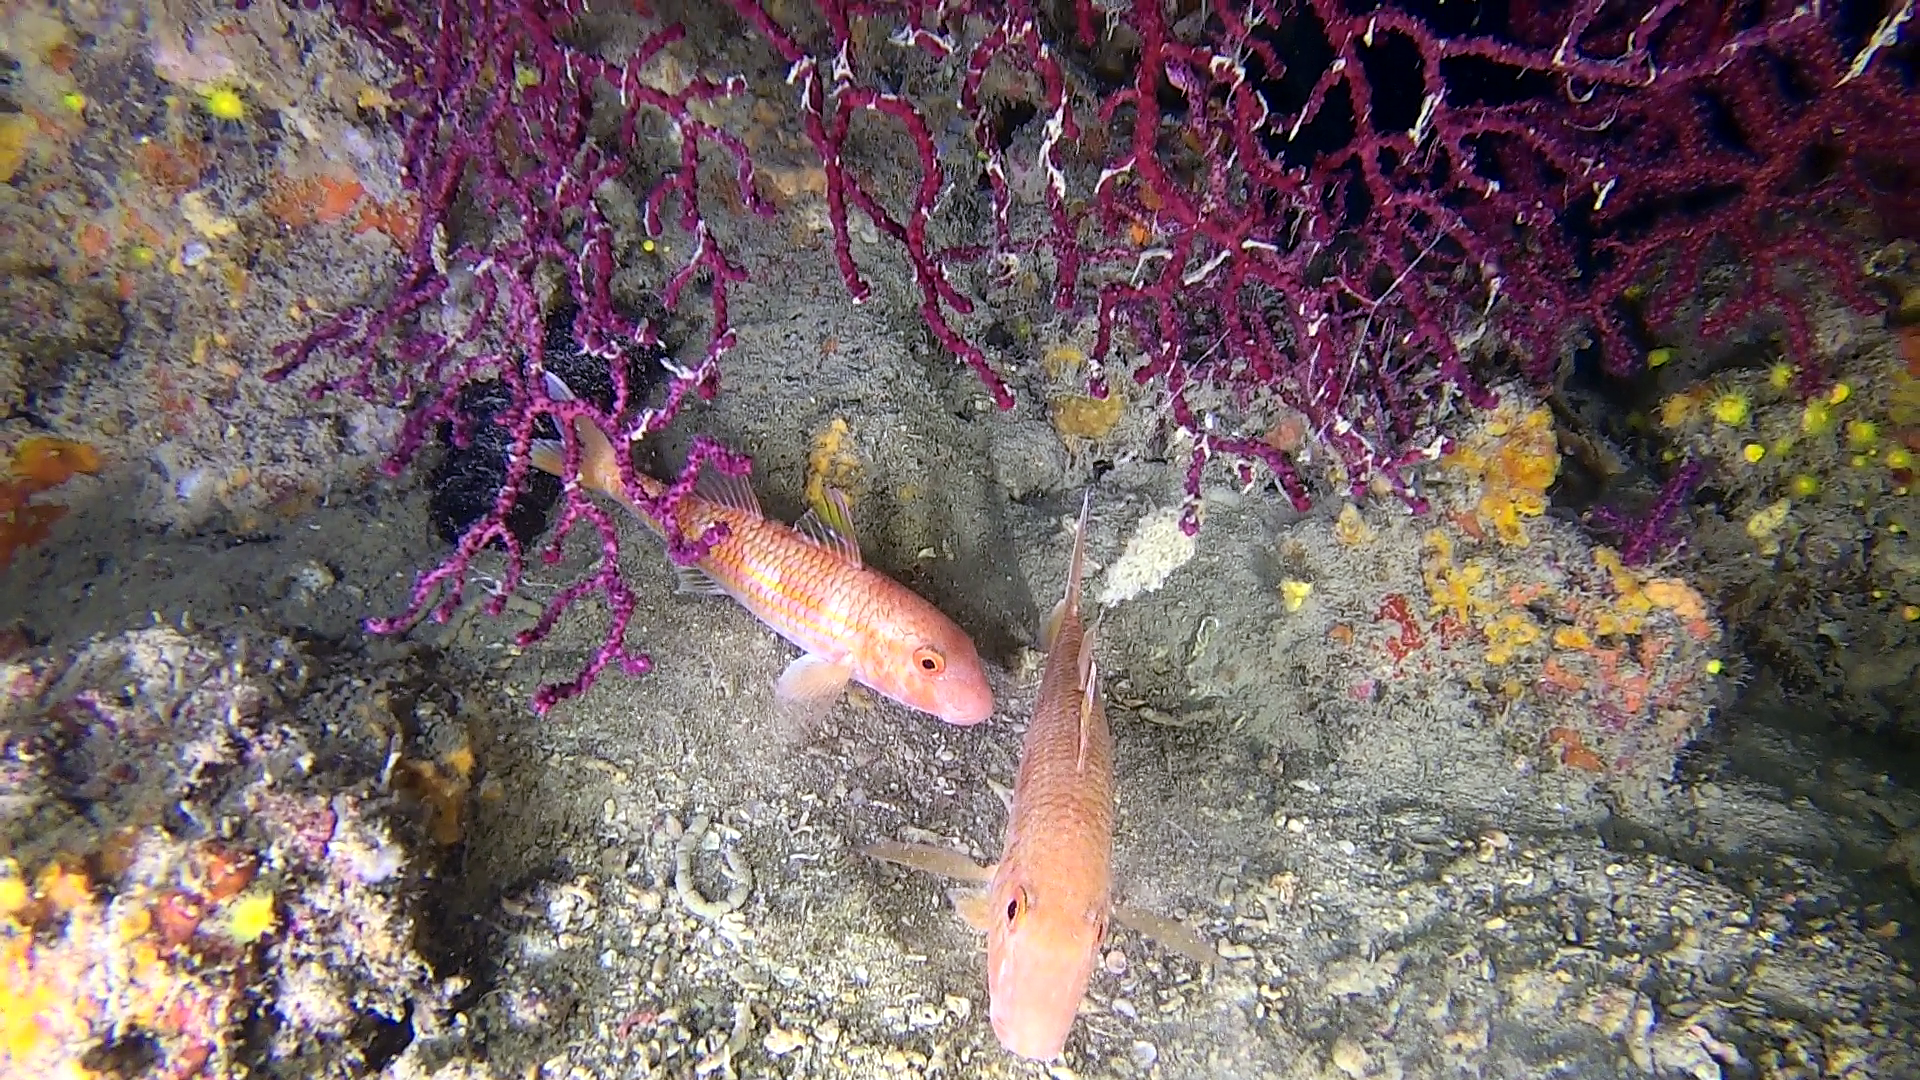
[529,373,993,729]
[865,493,1215,1060]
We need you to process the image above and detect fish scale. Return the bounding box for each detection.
[682,499,869,663]
[859,492,1218,1061]
[1005,619,1115,872]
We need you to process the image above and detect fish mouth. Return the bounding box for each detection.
[989,1005,1070,1062]
[938,693,994,726]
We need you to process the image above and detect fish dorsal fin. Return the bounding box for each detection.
[693,468,763,518]
[793,488,863,567]
[1044,490,1094,649]
[1076,654,1098,774]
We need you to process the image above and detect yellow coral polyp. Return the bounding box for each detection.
[1333,503,1373,547]
[1768,363,1796,391]
[1656,397,1688,430]
[202,86,246,121]
[1551,626,1592,650]
[1741,442,1766,463]
[225,891,277,943]
[1846,420,1878,450]
[1746,498,1792,555]
[1484,613,1541,666]
[1279,580,1313,612]
[1051,391,1125,440]
[1710,391,1751,426]
[1041,343,1086,376]
[1889,447,1914,470]
[1449,404,1559,547]
[1643,579,1708,621]
[0,876,25,920]
[1802,400,1835,435]
[1428,559,1489,625]
[1592,548,1652,615]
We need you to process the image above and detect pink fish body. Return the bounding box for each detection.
[530,374,993,728]
[973,491,1113,1059]
[861,494,1217,1059]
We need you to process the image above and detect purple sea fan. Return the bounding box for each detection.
[269,0,772,713]
[1591,458,1708,567]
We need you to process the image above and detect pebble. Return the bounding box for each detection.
[944,994,972,1021]
[1331,1035,1370,1078]
[1104,949,1128,975]
[762,1027,808,1056]
[815,1018,842,1045]
[1216,939,1256,961]
[285,560,335,604]
[1131,1041,1159,1069]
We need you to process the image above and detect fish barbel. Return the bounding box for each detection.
[528,373,994,729]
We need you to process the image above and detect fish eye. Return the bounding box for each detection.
[912,646,946,674]
[1005,888,1028,923]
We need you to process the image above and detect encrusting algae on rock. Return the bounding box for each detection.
[1,436,101,571]
[0,621,467,1079]
[1292,387,1728,785]
[1439,401,1559,547]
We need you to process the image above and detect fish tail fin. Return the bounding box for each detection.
[528,439,566,479]
[526,372,624,498]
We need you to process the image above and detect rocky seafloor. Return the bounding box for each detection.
[2,2,1917,1079]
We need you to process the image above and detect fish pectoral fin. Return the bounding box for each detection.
[772,653,852,735]
[1078,612,1101,688]
[1076,655,1098,774]
[672,564,729,596]
[861,840,993,884]
[951,886,999,933]
[793,487,863,567]
[1112,901,1219,968]
[986,777,1014,816]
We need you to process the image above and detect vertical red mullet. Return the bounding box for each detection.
[863,493,1217,1059]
